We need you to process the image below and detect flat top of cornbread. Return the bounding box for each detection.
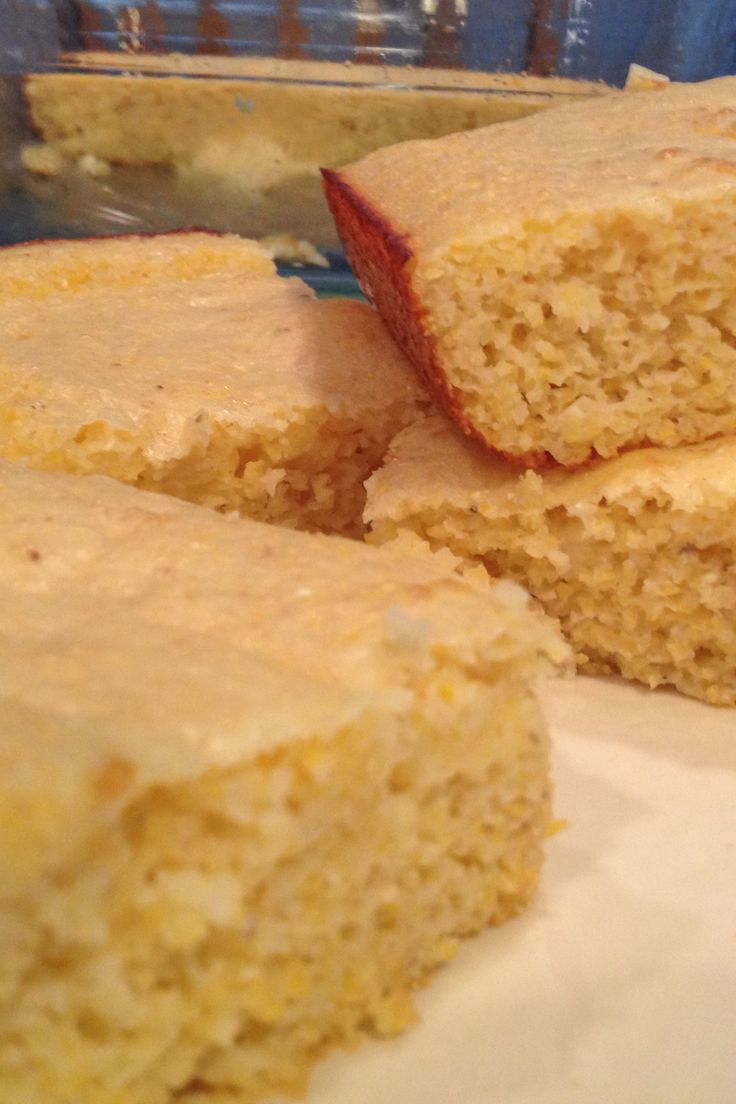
[1,460,564,886]
[366,415,736,521]
[51,52,604,97]
[336,77,736,253]
[0,231,275,298]
[0,271,423,456]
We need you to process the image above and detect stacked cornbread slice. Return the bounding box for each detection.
[0,460,565,1104]
[325,76,736,467]
[0,233,426,536]
[366,415,736,705]
[326,77,736,704]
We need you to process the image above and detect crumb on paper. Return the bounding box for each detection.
[20,143,65,177]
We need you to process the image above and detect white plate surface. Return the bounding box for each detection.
[308,675,736,1104]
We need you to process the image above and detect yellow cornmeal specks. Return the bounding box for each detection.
[366,414,736,705]
[547,818,570,838]
[0,460,567,1104]
[438,680,456,703]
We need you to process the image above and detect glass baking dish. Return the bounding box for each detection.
[1,0,733,291]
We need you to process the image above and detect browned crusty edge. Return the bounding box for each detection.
[322,168,555,470]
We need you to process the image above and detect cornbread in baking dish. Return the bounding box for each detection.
[0,231,275,298]
[26,53,605,170]
[365,414,736,705]
[23,55,604,246]
[325,76,736,467]
[0,237,426,536]
[0,460,565,1104]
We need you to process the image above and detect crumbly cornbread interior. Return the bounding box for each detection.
[366,415,736,705]
[2,682,549,1104]
[420,194,736,465]
[0,461,562,1104]
[0,245,425,536]
[334,77,736,465]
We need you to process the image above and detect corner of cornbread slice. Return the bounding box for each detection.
[365,413,736,705]
[0,459,566,1104]
[325,76,736,467]
[0,235,427,536]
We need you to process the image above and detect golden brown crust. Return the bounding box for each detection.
[323,168,560,471]
[323,169,463,429]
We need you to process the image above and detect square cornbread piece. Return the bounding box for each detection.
[0,460,565,1104]
[0,236,426,536]
[365,414,736,705]
[325,77,736,467]
[0,231,276,298]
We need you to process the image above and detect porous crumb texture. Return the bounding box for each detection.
[422,199,736,466]
[366,416,736,705]
[326,77,736,466]
[0,462,561,1104]
[0,240,426,536]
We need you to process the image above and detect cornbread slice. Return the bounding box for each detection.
[23,54,604,246]
[0,460,565,1104]
[365,414,736,705]
[325,77,736,467]
[0,231,275,299]
[0,239,426,536]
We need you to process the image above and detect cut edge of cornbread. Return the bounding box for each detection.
[1,677,552,1104]
[0,461,565,1104]
[3,395,422,538]
[325,77,736,468]
[365,415,736,705]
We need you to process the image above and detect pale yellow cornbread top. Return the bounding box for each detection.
[337,76,736,256]
[0,272,423,464]
[365,414,736,522]
[0,461,564,892]
[0,231,275,299]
